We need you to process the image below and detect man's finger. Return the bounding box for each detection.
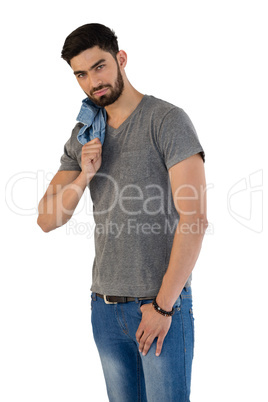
[141,334,154,356]
[136,325,144,343]
[156,335,164,356]
[138,332,150,354]
[88,137,101,144]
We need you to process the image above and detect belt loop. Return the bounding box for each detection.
[92,292,97,301]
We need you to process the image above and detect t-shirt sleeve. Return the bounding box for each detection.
[156,107,205,170]
[58,124,82,172]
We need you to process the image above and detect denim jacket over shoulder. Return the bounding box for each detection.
[76,97,107,145]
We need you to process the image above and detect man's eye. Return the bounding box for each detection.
[78,73,86,78]
[97,64,105,70]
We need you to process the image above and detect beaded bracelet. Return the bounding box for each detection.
[152,298,175,317]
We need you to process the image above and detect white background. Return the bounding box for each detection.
[1,0,267,401]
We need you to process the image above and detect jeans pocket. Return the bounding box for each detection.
[173,295,181,310]
[181,286,192,299]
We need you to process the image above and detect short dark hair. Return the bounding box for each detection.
[61,23,119,65]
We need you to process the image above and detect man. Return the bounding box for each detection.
[37,23,207,401]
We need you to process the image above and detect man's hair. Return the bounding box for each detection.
[61,23,119,65]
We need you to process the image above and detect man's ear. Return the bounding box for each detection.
[116,50,127,69]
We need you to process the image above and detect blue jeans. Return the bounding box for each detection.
[91,287,194,402]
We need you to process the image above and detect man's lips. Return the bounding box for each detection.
[93,88,109,97]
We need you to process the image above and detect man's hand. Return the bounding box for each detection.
[81,138,102,182]
[136,303,172,357]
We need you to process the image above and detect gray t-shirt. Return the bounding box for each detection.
[58,95,205,297]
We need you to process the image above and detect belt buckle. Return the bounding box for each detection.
[104,295,118,304]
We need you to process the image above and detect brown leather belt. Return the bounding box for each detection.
[96,293,155,304]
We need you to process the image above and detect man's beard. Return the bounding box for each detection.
[86,64,124,107]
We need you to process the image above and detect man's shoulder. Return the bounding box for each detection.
[143,95,187,124]
[65,122,84,151]
[72,121,84,134]
[69,122,84,140]
[144,95,182,116]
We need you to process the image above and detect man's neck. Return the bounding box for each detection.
[105,83,144,129]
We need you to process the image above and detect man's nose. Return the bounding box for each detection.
[88,73,103,90]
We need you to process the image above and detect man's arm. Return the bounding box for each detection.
[37,137,102,232]
[156,153,208,310]
[37,170,88,232]
[136,153,208,356]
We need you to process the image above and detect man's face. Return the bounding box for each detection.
[70,46,124,107]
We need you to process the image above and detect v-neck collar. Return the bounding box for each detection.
[106,95,149,134]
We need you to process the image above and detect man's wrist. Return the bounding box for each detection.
[155,295,174,312]
[76,171,93,187]
[153,298,175,317]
